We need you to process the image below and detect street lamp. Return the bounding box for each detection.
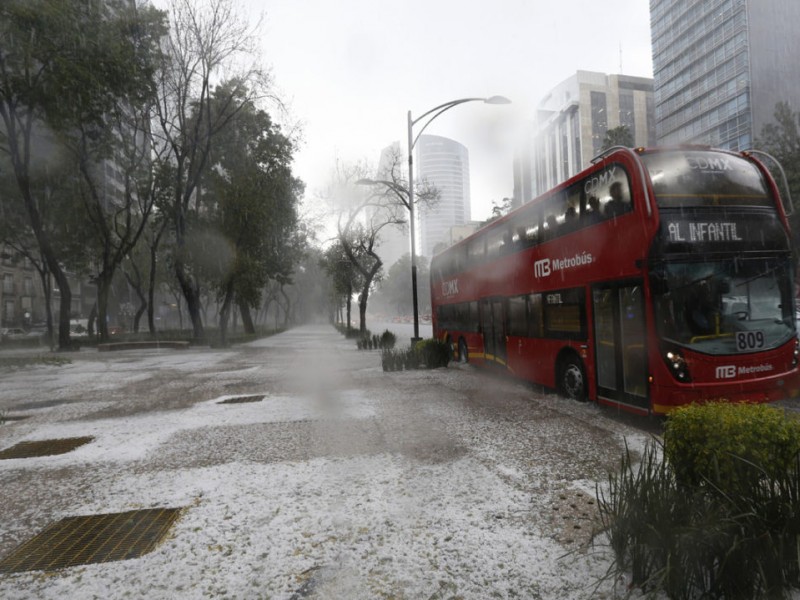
[407,96,510,342]
[358,95,511,343]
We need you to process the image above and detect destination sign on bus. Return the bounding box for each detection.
[658,212,789,252]
[666,221,743,243]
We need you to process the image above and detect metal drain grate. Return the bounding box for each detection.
[0,436,94,460]
[218,395,265,404]
[0,508,184,573]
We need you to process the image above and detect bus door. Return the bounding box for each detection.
[592,281,649,409]
[479,298,507,364]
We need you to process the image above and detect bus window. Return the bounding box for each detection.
[508,296,527,337]
[541,191,567,240]
[486,227,507,258]
[510,205,540,248]
[543,288,587,339]
[582,163,632,219]
[453,244,466,273]
[528,293,543,337]
[467,237,485,266]
[640,150,772,207]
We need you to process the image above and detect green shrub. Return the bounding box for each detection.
[380,329,396,350]
[414,338,451,369]
[664,402,800,490]
[599,405,800,599]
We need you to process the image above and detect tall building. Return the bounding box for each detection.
[650,0,800,150]
[416,134,471,257]
[514,71,656,203]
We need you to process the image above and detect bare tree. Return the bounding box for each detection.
[326,154,437,334]
[152,0,271,341]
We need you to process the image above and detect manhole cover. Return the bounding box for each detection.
[218,395,265,405]
[0,436,94,460]
[0,507,184,573]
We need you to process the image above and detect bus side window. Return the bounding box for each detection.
[511,205,539,248]
[527,293,543,337]
[467,237,485,268]
[542,191,565,241]
[508,296,527,337]
[486,227,506,258]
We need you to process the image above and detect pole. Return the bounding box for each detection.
[407,109,421,343]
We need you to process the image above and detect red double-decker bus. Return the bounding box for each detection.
[430,146,800,415]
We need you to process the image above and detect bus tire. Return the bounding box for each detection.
[458,338,468,364]
[559,355,587,402]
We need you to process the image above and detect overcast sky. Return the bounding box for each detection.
[247,0,654,221]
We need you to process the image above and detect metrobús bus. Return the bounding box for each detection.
[430,146,800,415]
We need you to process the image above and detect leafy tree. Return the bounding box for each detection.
[601,125,634,151]
[201,83,302,344]
[0,0,166,348]
[152,0,270,341]
[482,197,516,225]
[757,102,800,248]
[328,149,438,333]
[320,241,362,332]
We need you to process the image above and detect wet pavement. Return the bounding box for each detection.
[0,325,657,599]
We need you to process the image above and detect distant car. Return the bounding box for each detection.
[108,326,125,336]
[1,327,28,341]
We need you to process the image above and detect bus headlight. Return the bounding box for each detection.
[794,339,799,368]
[665,349,691,382]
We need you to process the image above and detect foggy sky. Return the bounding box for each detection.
[248,0,654,221]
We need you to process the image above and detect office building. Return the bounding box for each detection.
[651,0,800,149]
[514,71,656,203]
[416,134,471,257]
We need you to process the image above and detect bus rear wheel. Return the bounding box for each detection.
[560,356,587,402]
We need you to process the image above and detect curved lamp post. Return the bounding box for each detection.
[360,95,511,343]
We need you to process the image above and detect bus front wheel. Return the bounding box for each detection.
[560,356,587,402]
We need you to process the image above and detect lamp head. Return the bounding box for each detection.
[485,95,512,105]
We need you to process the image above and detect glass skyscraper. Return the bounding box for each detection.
[416,135,471,258]
[651,0,800,150]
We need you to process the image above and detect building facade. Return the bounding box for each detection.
[416,134,471,257]
[651,0,800,150]
[514,71,656,203]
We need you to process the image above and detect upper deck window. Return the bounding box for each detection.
[640,151,772,208]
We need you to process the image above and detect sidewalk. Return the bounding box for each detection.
[0,325,648,599]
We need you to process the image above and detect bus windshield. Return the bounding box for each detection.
[651,257,794,354]
[641,150,773,208]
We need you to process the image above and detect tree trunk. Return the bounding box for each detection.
[238,298,255,334]
[175,261,204,340]
[147,221,167,335]
[52,267,72,350]
[359,290,368,334]
[88,302,97,337]
[218,280,235,346]
[96,274,112,341]
[38,267,55,348]
[123,265,147,334]
[346,290,352,334]
[280,285,291,328]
